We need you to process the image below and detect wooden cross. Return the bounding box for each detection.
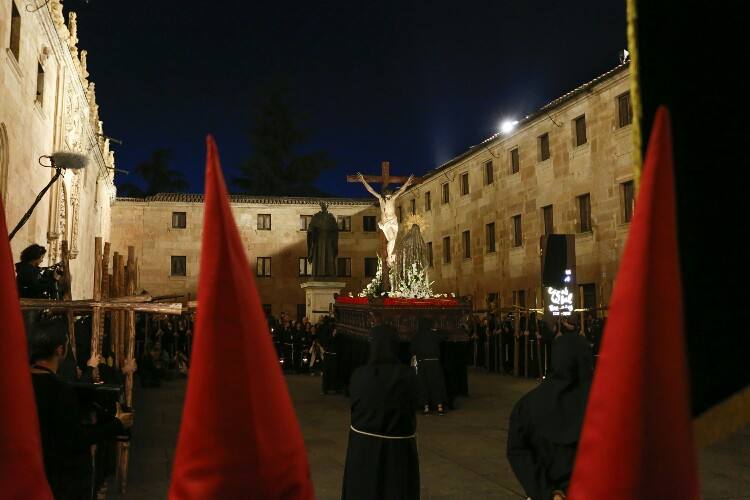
[346,161,415,192]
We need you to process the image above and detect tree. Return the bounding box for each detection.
[117,149,188,197]
[234,91,334,196]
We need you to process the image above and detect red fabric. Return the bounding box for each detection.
[0,203,53,499]
[568,107,699,499]
[169,136,314,500]
[334,296,369,305]
[383,297,460,307]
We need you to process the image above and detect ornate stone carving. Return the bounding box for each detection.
[67,12,78,56]
[80,49,89,81]
[87,83,100,134]
[69,174,81,259]
[63,79,84,153]
[50,0,66,32]
[51,180,69,263]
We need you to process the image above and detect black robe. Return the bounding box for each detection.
[507,332,593,499]
[342,326,420,500]
[410,328,447,408]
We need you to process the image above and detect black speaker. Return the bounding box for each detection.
[540,234,576,288]
[540,235,576,325]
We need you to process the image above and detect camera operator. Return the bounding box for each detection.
[29,316,133,499]
[15,243,63,299]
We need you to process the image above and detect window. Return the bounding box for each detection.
[298,257,312,277]
[170,256,186,276]
[337,215,351,232]
[581,283,597,310]
[10,2,21,62]
[486,222,496,253]
[512,215,523,247]
[578,193,592,233]
[484,161,494,185]
[538,133,550,162]
[396,206,402,223]
[257,257,272,277]
[427,242,433,267]
[442,236,451,263]
[36,63,45,106]
[512,289,527,307]
[424,191,432,211]
[299,215,312,231]
[410,198,416,215]
[364,257,378,277]
[621,180,635,223]
[542,205,554,235]
[262,304,272,317]
[172,211,186,228]
[441,183,450,204]
[363,215,377,232]
[257,214,271,230]
[618,91,633,128]
[574,115,587,146]
[510,148,520,174]
[460,172,470,196]
[337,257,351,277]
[462,230,471,259]
[487,293,499,311]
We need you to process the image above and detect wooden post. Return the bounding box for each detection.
[91,238,103,381]
[60,240,77,362]
[116,254,126,369]
[513,300,520,377]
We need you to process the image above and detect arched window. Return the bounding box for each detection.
[0,123,9,205]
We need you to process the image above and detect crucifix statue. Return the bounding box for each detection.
[347,161,418,290]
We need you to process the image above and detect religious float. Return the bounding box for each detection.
[331,164,473,397]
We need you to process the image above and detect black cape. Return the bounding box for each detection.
[507,332,593,499]
[410,328,447,407]
[342,325,420,500]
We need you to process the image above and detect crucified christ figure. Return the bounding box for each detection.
[356,172,415,266]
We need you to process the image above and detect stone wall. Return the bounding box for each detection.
[1,0,116,298]
[110,64,633,316]
[110,196,381,317]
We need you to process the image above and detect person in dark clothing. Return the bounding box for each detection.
[342,324,420,500]
[411,317,447,415]
[29,316,133,500]
[506,322,594,500]
[15,243,62,299]
[320,323,341,393]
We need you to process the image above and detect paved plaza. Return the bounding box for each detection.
[120,370,750,499]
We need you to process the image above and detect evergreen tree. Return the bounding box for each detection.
[234,91,333,196]
[117,149,188,197]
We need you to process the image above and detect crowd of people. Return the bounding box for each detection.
[136,315,194,387]
[466,310,605,378]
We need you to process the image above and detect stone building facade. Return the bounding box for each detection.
[1,0,117,298]
[111,195,381,317]
[401,63,633,312]
[111,63,634,316]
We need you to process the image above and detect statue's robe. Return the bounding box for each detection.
[307,211,338,278]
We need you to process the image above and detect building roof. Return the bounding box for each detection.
[116,193,376,206]
[426,62,631,178]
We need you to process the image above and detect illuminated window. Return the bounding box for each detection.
[618,92,633,128]
[299,215,312,231]
[578,194,592,233]
[337,215,351,232]
[257,214,271,230]
[538,133,550,162]
[574,115,587,146]
[257,257,272,277]
[336,257,351,277]
[486,222,496,253]
[510,148,520,174]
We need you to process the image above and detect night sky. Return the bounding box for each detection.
[68,0,626,197]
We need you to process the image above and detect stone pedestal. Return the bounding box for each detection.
[301,281,346,323]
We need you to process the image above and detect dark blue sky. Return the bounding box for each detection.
[69,0,626,197]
